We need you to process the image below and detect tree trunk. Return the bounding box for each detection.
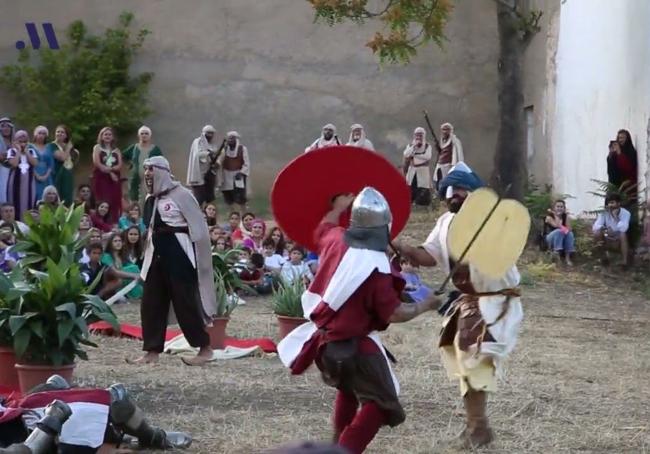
[493,3,526,201]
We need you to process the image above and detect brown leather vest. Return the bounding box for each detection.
[223,145,244,171]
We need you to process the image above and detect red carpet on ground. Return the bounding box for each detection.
[89,322,277,353]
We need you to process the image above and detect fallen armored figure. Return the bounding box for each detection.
[0,375,191,453]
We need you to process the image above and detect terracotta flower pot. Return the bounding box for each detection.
[276,315,307,340]
[0,346,19,390]
[14,363,76,393]
[207,317,230,350]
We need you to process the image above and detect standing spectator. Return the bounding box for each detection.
[265,226,287,256]
[242,219,266,254]
[0,117,15,204]
[122,125,163,203]
[118,202,146,233]
[607,139,637,196]
[403,127,432,206]
[592,193,631,266]
[217,131,250,214]
[48,124,79,205]
[30,126,54,201]
[203,203,218,227]
[75,183,96,213]
[346,124,375,151]
[6,130,38,220]
[92,126,123,224]
[544,200,575,266]
[187,125,220,206]
[614,129,639,201]
[434,122,464,188]
[91,201,114,233]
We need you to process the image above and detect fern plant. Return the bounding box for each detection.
[586,179,644,214]
[272,279,306,318]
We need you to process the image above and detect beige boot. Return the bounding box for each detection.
[463,390,494,448]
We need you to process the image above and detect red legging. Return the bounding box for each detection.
[333,391,387,454]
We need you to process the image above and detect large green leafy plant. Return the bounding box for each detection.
[7,204,118,366]
[9,257,118,366]
[211,249,254,317]
[0,269,30,347]
[272,279,306,318]
[0,11,152,153]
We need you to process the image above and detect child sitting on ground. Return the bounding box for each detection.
[262,238,285,274]
[239,252,273,295]
[80,242,107,296]
[400,257,432,304]
[280,246,314,286]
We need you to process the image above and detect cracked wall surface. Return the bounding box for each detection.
[0,0,500,195]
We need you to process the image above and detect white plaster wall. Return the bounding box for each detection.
[552,0,650,215]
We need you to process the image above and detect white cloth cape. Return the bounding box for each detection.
[404,143,432,188]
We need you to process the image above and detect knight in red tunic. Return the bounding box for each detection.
[278,188,441,454]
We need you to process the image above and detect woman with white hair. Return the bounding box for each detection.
[30,125,54,201]
[39,184,61,209]
[122,125,163,202]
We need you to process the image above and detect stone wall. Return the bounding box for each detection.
[0,0,499,198]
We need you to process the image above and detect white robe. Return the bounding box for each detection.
[304,137,338,153]
[187,136,218,186]
[421,211,523,378]
[404,143,432,189]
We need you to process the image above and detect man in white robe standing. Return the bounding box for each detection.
[187,125,221,205]
[403,127,432,206]
[305,124,339,153]
[393,162,524,449]
[346,124,375,151]
[434,122,464,191]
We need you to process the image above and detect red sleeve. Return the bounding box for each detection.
[314,221,344,253]
[232,229,243,241]
[367,272,402,330]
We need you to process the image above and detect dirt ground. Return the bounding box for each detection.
[78,210,650,453]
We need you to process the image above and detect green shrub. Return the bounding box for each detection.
[272,279,305,318]
[0,11,152,153]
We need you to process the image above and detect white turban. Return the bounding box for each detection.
[138,125,152,135]
[202,125,216,134]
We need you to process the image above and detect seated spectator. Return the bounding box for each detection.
[101,232,142,301]
[232,211,255,245]
[204,203,218,227]
[544,199,575,266]
[74,183,96,213]
[122,225,144,267]
[305,250,319,275]
[214,235,229,252]
[80,242,106,296]
[39,185,62,210]
[0,203,29,234]
[79,228,103,264]
[91,201,114,233]
[280,246,313,285]
[209,225,221,248]
[0,225,20,272]
[239,252,273,295]
[400,258,432,304]
[77,213,92,239]
[264,226,286,256]
[222,211,240,234]
[262,238,285,274]
[233,246,252,275]
[118,202,145,233]
[242,219,265,253]
[592,193,631,266]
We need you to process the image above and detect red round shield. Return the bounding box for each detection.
[271,146,411,251]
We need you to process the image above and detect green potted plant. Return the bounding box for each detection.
[206,249,250,349]
[0,269,30,390]
[7,204,118,392]
[272,279,307,340]
[9,255,119,392]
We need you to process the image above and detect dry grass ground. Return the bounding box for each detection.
[77,210,650,453]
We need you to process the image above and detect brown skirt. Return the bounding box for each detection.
[317,339,405,427]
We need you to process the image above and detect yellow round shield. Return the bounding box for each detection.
[447,187,530,278]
